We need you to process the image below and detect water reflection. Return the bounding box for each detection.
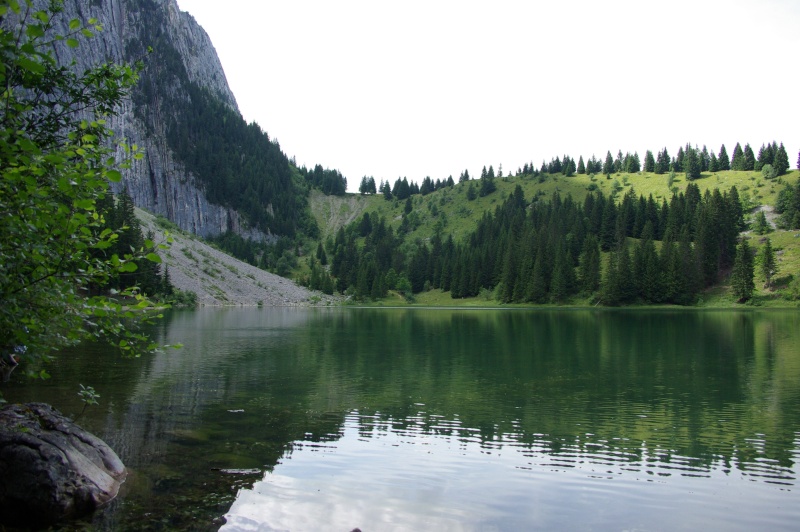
[3,308,800,530]
[222,410,799,532]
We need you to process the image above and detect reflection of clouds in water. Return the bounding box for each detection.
[220,418,480,531]
[221,473,466,532]
[219,407,800,532]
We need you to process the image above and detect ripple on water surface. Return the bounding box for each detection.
[221,410,800,532]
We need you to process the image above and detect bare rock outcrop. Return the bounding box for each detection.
[0,403,126,528]
[33,0,270,241]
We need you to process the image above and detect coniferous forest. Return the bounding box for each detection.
[295,141,800,307]
[317,183,744,305]
[121,1,800,308]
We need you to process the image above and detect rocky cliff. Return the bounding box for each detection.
[41,0,271,240]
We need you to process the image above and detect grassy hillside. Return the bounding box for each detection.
[316,170,797,240]
[307,169,800,307]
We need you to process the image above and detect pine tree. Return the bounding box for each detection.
[730,239,754,302]
[731,142,744,170]
[760,238,777,289]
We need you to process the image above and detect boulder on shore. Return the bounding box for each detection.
[0,402,126,528]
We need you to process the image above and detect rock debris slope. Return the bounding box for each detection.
[138,209,338,306]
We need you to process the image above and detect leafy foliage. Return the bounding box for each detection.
[0,0,168,374]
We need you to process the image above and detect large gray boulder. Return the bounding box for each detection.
[0,403,126,528]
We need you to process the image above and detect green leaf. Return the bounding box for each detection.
[106,170,122,182]
[146,253,162,264]
[26,24,45,38]
[66,38,80,49]
[69,18,81,31]
[119,262,138,273]
[16,57,45,74]
[74,199,94,210]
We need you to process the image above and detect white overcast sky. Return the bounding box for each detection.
[177,0,799,190]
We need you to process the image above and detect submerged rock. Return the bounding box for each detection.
[0,403,126,528]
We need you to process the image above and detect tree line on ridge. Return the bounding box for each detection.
[308,182,759,305]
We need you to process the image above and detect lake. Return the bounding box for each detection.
[3,308,800,531]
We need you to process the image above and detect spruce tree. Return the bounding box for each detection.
[700,146,710,171]
[760,238,777,289]
[674,146,685,172]
[730,239,754,302]
[528,255,548,303]
[743,144,756,171]
[316,242,328,265]
[577,156,586,174]
[161,266,174,297]
[718,144,731,170]
[644,150,655,172]
[578,234,601,294]
[684,147,701,180]
[731,142,744,170]
[603,151,614,175]
[709,153,718,172]
[774,143,789,176]
[753,210,770,234]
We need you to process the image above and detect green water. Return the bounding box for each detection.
[4,308,800,531]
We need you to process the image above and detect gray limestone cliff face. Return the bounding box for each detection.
[38,0,268,240]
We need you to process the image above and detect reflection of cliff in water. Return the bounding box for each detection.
[100,308,339,469]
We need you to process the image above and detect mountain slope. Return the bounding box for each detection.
[39,0,308,241]
[137,209,336,306]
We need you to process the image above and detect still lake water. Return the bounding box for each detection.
[4,307,800,531]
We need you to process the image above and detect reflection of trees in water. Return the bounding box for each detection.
[295,309,800,479]
[7,308,799,529]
